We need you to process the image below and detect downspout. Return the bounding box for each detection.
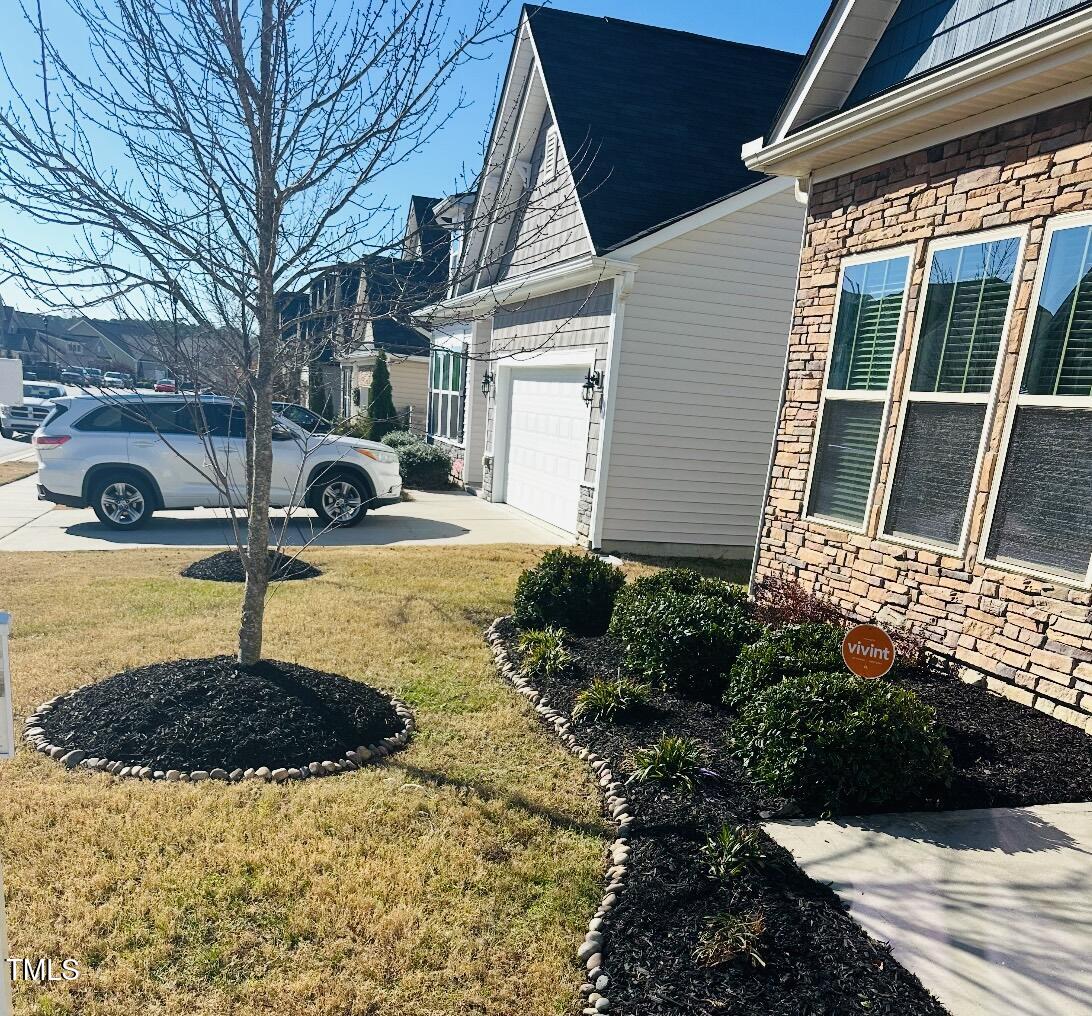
[589,267,636,550]
[748,175,811,595]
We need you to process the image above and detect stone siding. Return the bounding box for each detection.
[755,96,1092,731]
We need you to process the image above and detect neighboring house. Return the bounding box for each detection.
[422,6,805,555]
[336,197,450,431]
[744,1,1092,728]
[0,307,89,368]
[68,317,172,378]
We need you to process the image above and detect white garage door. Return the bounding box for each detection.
[504,367,590,533]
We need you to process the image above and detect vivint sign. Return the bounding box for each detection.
[0,613,14,760]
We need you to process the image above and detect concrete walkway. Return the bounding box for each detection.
[766,803,1092,1016]
[0,473,568,550]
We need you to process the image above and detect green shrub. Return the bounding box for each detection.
[724,622,845,710]
[572,676,651,723]
[613,567,746,618]
[700,824,766,882]
[381,430,423,451]
[512,549,624,635]
[517,627,572,680]
[694,911,766,968]
[609,591,760,700]
[629,735,707,793]
[730,672,952,814]
[398,441,451,489]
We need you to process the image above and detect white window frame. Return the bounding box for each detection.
[428,346,465,444]
[802,244,917,535]
[978,211,1092,589]
[879,226,1028,557]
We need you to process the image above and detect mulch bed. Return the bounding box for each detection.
[181,550,321,582]
[496,617,1092,1016]
[37,656,402,772]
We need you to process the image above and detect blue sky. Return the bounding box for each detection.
[0,1,827,312]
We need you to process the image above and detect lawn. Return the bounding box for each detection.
[0,546,611,1016]
[0,461,36,487]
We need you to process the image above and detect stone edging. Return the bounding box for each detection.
[486,618,630,1016]
[23,686,415,783]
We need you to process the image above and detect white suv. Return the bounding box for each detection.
[34,394,401,530]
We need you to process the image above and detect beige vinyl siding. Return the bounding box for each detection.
[388,357,429,432]
[600,184,805,550]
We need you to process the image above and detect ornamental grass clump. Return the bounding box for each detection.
[700,823,767,882]
[694,910,766,968]
[629,735,708,793]
[572,675,651,723]
[517,627,572,680]
[724,622,846,710]
[609,590,760,700]
[512,549,624,635]
[730,672,953,814]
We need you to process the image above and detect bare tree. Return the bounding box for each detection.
[0,0,512,664]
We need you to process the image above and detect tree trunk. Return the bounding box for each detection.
[237,0,277,668]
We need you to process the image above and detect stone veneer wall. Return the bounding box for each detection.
[755,97,1092,732]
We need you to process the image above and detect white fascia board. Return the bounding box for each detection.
[414,254,636,323]
[747,9,1092,178]
[608,177,795,259]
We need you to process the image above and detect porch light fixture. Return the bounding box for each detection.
[582,369,602,407]
[481,371,495,397]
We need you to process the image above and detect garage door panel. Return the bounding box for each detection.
[504,367,589,533]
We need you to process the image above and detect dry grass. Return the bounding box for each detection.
[0,461,36,487]
[0,546,623,1016]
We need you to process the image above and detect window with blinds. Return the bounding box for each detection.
[807,251,910,528]
[985,219,1092,584]
[884,234,1020,550]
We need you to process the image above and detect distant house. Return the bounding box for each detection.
[68,318,171,378]
[421,6,805,554]
[0,307,89,369]
[745,1,1092,728]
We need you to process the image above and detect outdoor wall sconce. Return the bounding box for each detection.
[582,369,603,407]
[481,371,495,397]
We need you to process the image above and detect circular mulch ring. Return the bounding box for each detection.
[24,656,413,782]
[181,550,321,582]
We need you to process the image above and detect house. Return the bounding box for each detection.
[68,318,172,378]
[421,6,806,555]
[0,307,90,371]
[744,1,1092,728]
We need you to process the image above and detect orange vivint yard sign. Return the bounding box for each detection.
[841,624,896,680]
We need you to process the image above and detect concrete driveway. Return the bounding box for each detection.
[0,472,568,550]
[767,803,1092,1016]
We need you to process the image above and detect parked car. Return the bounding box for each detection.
[103,371,134,388]
[34,394,402,530]
[1,381,66,439]
[273,402,332,434]
[60,367,86,384]
[153,377,177,393]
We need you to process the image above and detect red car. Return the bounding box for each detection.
[153,378,177,393]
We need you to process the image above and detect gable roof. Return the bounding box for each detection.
[357,254,440,356]
[522,6,804,253]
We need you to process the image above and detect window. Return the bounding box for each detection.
[883,233,1022,550]
[984,217,1092,584]
[428,347,464,442]
[806,251,911,528]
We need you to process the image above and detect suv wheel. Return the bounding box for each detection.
[0,424,11,440]
[312,471,368,528]
[91,474,155,530]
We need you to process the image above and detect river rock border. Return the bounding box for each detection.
[486,618,630,1016]
[23,685,415,783]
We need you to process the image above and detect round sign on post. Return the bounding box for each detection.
[841,624,896,679]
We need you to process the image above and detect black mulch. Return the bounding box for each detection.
[181,550,321,583]
[38,656,402,772]
[496,617,1092,1016]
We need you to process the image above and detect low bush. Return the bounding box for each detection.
[629,735,707,793]
[512,549,624,635]
[730,672,953,814]
[381,430,423,451]
[612,567,746,618]
[751,575,845,628]
[517,627,572,680]
[572,675,651,723]
[724,622,845,709]
[609,591,760,700]
[398,441,452,489]
[694,910,766,968]
[700,823,766,882]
